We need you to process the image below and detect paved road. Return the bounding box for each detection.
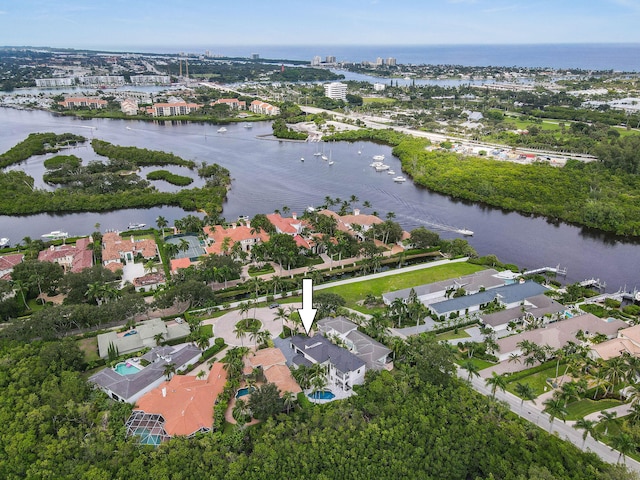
[458,367,640,472]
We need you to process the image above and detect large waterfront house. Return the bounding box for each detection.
[37,237,93,273]
[479,293,565,332]
[290,335,366,392]
[589,324,640,361]
[249,100,280,115]
[496,313,627,363]
[383,268,505,306]
[0,253,24,281]
[125,362,228,445]
[148,101,202,117]
[428,280,548,320]
[89,343,202,403]
[318,208,383,242]
[203,223,270,256]
[317,317,393,371]
[101,231,158,273]
[212,98,246,110]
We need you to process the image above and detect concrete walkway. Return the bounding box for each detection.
[201,307,285,347]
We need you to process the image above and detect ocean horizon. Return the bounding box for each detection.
[84,43,640,71]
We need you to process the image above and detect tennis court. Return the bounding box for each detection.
[164,234,206,260]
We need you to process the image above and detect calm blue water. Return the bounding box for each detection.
[114,362,141,375]
[236,387,255,398]
[308,390,336,400]
[119,44,640,71]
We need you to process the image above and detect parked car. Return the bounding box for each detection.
[268,303,280,309]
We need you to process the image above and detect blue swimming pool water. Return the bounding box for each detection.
[124,330,137,337]
[114,362,141,375]
[236,387,256,398]
[308,390,336,400]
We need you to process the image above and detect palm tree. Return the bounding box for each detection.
[144,260,156,274]
[233,398,249,428]
[573,418,598,447]
[514,382,536,411]
[282,390,296,414]
[11,279,30,310]
[195,334,210,351]
[154,332,165,346]
[508,353,522,365]
[163,362,176,380]
[270,275,284,296]
[233,324,246,347]
[598,410,618,436]
[603,356,627,395]
[164,242,180,259]
[196,370,207,380]
[610,432,635,464]
[543,397,568,432]
[485,372,507,399]
[247,325,261,349]
[178,238,190,254]
[274,307,289,330]
[156,216,168,237]
[461,360,480,382]
[238,302,250,322]
[628,401,640,425]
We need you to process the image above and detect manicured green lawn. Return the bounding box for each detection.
[363,97,396,104]
[437,328,473,341]
[564,398,622,421]
[321,262,484,311]
[455,355,494,371]
[248,265,275,277]
[200,324,213,337]
[505,364,560,397]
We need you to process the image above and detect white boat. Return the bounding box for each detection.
[217,127,227,133]
[370,161,382,167]
[357,150,361,155]
[393,176,407,183]
[127,223,146,230]
[0,238,9,248]
[301,157,305,161]
[244,123,253,129]
[313,152,322,157]
[456,228,474,236]
[306,206,316,213]
[387,170,395,175]
[373,154,385,161]
[329,160,334,165]
[321,154,328,160]
[375,164,390,172]
[42,231,69,240]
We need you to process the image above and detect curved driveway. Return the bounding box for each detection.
[202,306,289,347]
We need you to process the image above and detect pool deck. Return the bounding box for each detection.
[306,386,355,404]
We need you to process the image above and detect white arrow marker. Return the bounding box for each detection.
[298,278,317,335]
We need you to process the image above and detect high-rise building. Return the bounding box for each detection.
[375,57,384,66]
[387,57,397,66]
[324,82,347,100]
[251,53,260,60]
[325,56,336,64]
[312,56,322,66]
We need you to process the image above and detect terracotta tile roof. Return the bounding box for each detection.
[203,224,269,255]
[246,348,287,369]
[134,362,227,437]
[170,257,192,273]
[591,338,640,361]
[102,232,157,264]
[263,364,302,395]
[104,261,123,273]
[37,239,93,272]
[620,324,640,345]
[133,272,166,287]
[243,348,301,396]
[0,253,25,269]
[293,235,311,249]
[266,213,300,234]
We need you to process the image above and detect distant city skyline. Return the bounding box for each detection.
[1,0,640,51]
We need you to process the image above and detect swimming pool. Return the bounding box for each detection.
[308,390,336,400]
[123,330,137,337]
[114,362,141,376]
[236,387,256,398]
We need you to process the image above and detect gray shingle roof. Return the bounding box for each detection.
[89,344,201,402]
[383,268,503,303]
[290,335,365,373]
[430,281,548,315]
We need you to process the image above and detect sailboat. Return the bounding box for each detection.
[328,150,334,165]
[313,142,322,157]
[321,143,328,160]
